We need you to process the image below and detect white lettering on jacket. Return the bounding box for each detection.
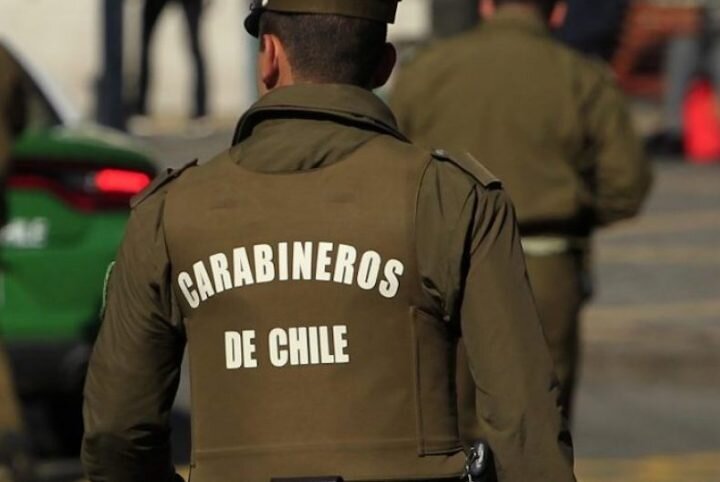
[225,325,350,370]
[178,242,405,308]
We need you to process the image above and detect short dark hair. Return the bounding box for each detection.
[495,0,560,17]
[259,12,388,88]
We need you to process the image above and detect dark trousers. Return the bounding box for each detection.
[524,252,588,421]
[138,0,207,117]
[557,0,630,61]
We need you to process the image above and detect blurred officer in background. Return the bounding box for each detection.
[391,0,653,420]
[82,1,575,481]
[0,44,32,482]
[136,0,208,118]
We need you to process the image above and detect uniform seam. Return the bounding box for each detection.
[414,157,447,318]
[447,184,478,326]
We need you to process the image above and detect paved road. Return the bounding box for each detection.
[87,131,720,481]
[571,160,720,480]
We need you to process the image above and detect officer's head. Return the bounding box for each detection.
[480,0,567,27]
[245,0,400,96]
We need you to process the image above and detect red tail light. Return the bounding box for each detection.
[94,169,152,195]
[9,163,155,212]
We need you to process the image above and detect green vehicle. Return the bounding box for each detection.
[0,41,157,456]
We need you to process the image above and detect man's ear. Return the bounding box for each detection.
[479,0,495,19]
[371,43,397,89]
[259,34,281,91]
[549,1,568,29]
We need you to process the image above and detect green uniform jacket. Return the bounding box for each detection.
[391,9,652,233]
[82,84,575,482]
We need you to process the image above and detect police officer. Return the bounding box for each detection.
[81,1,575,481]
[391,0,653,420]
[0,43,31,482]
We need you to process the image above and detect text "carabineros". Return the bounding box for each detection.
[177,241,406,308]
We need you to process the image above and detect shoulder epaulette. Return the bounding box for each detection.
[131,159,198,208]
[431,149,502,189]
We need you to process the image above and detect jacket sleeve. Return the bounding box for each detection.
[459,188,575,482]
[583,68,653,226]
[81,193,185,482]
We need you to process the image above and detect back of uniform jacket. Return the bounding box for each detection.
[81,84,575,482]
[163,136,466,482]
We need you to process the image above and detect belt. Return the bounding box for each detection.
[272,479,342,482]
[271,478,463,482]
[521,236,589,256]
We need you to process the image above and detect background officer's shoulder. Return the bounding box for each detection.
[130,159,198,209]
[430,149,503,191]
[393,31,476,90]
[399,38,446,71]
[405,28,477,65]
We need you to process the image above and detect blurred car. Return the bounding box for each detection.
[0,39,157,456]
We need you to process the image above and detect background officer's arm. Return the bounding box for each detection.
[460,187,575,482]
[82,193,184,482]
[583,68,653,226]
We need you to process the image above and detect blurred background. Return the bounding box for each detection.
[0,0,718,481]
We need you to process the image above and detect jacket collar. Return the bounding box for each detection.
[233,84,408,144]
[481,7,549,37]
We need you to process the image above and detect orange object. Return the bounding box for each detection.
[684,80,720,164]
